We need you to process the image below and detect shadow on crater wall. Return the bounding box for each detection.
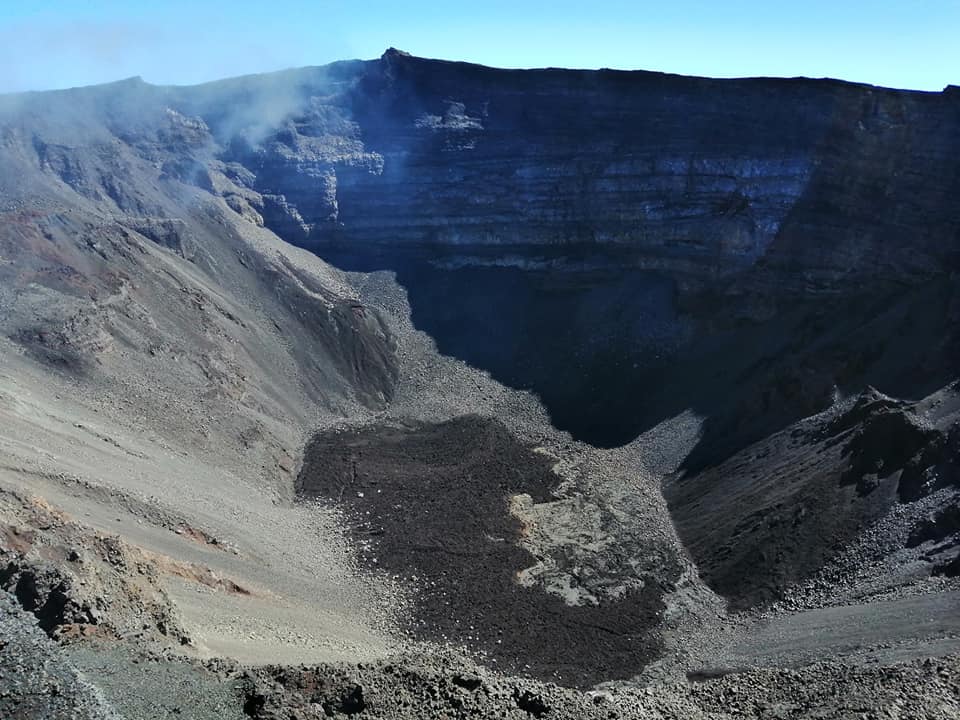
[316,243,687,448]
[308,241,959,481]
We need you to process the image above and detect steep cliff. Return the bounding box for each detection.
[203,50,959,281]
[166,50,959,455]
[180,52,958,613]
[0,76,402,467]
[10,50,951,457]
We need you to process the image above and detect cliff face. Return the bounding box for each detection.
[210,50,960,287]
[333,53,818,269]
[760,84,960,287]
[179,51,959,452]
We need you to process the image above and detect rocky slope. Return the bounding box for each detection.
[0,50,958,718]
[666,385,960,609]
[4,50,958,451]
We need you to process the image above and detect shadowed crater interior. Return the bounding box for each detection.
[296,415,666,687]
[313,245,685,448]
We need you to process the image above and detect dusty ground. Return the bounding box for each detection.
[0,344,401,667]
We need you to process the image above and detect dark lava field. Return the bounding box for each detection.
[298,416,672,687]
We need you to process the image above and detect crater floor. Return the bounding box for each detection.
[297,416,671,687]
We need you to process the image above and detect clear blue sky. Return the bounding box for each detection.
[1,1,957,93]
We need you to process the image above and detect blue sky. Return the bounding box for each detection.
[1,1,957,93]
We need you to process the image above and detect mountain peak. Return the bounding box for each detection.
[382,47,412,60]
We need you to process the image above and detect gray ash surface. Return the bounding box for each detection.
[297,416,666,688]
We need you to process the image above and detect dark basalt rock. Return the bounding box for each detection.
[120,218,199,260]
[908,502,960,548]
[297,416,676,688]
[0,560,90,634]
[322,684,365,716]
[513,688,550,717]
[839,407,938,492]
[935,553,960,577]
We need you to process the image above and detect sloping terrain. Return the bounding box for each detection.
[0,50,958,718]
[667,385,960,609]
